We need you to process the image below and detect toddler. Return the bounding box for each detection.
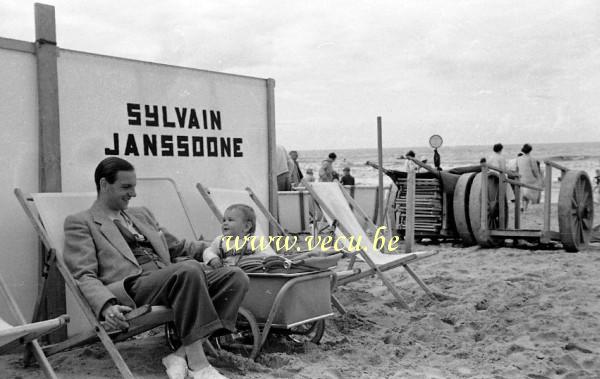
[203,204,257,268]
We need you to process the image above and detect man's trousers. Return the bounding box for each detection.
[126,260,249,346]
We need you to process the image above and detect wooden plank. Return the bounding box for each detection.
[266,78,277,235]
[405,169,415,253]
[376,117,385,225]
[489,229,542,238]
[480,166,488,239]
[505,178,544,191]
[35,2,66,343]
[514,184,521,229]
[498,172,506,227]
[0,36,35,53]
[543,160,568,172]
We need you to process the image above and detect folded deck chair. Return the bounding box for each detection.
[0,273,69,379]
[15,189,174,379]
[301,180,439,309]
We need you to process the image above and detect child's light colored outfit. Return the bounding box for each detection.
[203,235,255,266]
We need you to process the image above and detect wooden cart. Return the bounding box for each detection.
[370,158,594,251]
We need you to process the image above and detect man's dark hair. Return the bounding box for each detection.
[521,143,532,154]
[94,157,134,193]
[493,143,503,153]
[328,152,337,160]
[406,150,416,158]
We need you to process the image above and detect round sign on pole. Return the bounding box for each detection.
[429,134,443,149]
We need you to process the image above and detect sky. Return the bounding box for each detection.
[2,0,600,150]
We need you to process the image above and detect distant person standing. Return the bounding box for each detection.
[516,143,542,210]
[487,143,515,202]
[275,145,292,191]
[289,150,303,187]
[340,167,355,185]
[304,168,316,183]
[319,152,338,182]
[404,150,417,172]
[487,143,507,170]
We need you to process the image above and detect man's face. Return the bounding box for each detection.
[290,151,298,161]
[100,170,137,211]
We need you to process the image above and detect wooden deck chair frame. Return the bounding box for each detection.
[195,183,288,239]
[301,180,438,309]
[14,188,175,379]
[0,273,69,379]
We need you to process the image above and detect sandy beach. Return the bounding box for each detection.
[2,202,599,379]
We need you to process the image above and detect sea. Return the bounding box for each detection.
[297,142,600,194]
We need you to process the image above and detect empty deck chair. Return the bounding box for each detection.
[15,189,174,379]
[0,273,69,379]
[302,180,439,309]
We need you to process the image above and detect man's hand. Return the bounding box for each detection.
[101,303,133,330]
[208,257,224,269]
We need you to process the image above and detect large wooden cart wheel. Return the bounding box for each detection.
[212,307,261,360]
[468,172,508,247]
[558,170,594,252]
[453,173,477,245]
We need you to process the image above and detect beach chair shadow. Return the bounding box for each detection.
[0,273,69,379]
[301,180,439,309]
[14,189,174,379]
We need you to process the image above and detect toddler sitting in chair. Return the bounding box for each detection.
[203,204,261,268]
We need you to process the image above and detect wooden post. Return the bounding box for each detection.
[376,117,384,226]
[543,163,552,237]
[405,168,416,253]
[266,78,277,236]
[498,171,506,228]
[35,3,66,342]
[514,184,521,229]
[480,165,488,240]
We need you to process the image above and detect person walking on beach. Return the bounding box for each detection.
[516,143,542,211]
[289,150,303,187]
[319,152,338,182]
[486,143,515,202]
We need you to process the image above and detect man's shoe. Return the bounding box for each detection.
[189,365,229,379]
[161,353,188,379]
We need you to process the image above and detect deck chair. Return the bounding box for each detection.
[0,273,69,379]
[302,180,439,309]
[15,189,174,379]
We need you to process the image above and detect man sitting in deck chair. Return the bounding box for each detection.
[63,157,248,379]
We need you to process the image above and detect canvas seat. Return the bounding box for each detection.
[301,180,439,309]
[15,189,174,379]
[0,273,69,379]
